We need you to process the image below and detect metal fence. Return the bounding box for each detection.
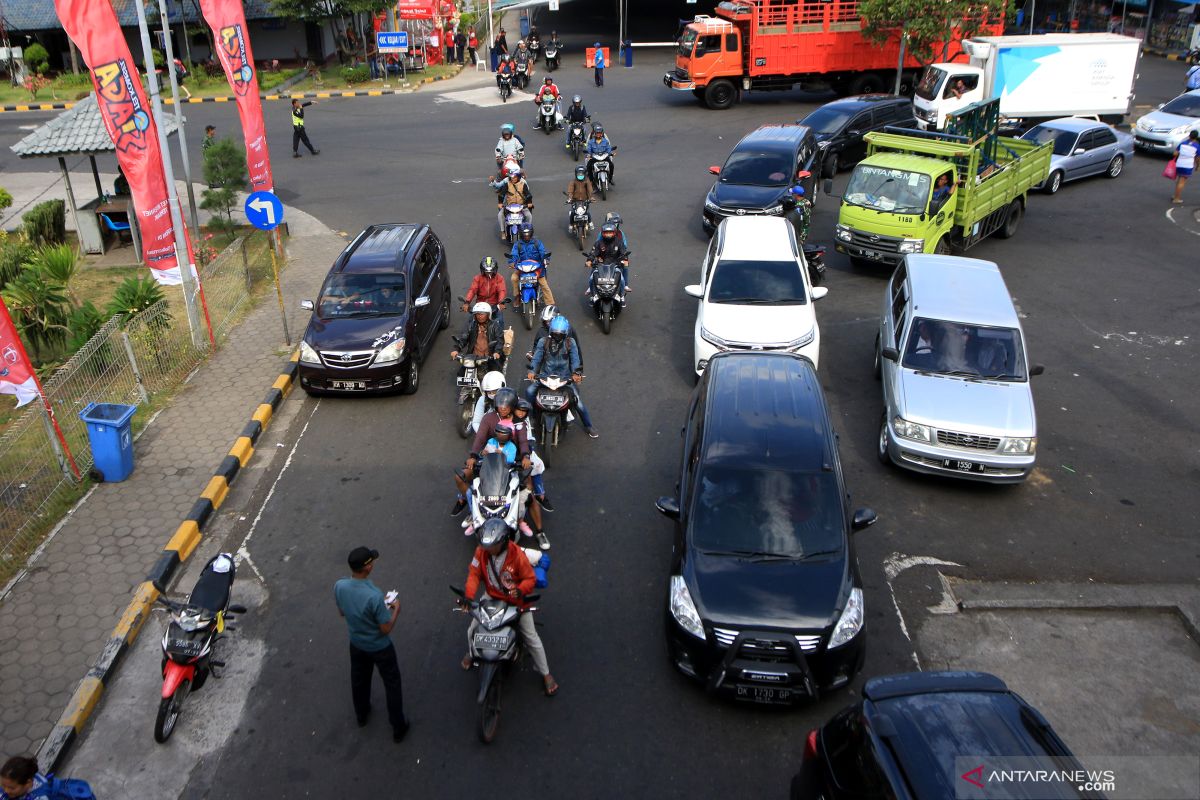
[0,230,278,584]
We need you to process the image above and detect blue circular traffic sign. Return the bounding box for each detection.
[245,191,284,231]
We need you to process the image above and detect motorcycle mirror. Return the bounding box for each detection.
[684,284,703,299]
[812,286,829,300]
[524,593,542,603]
[708,165,721,175]
[227,604,248,614]
[655,496,681,520]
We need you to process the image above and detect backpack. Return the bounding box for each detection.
[1188,65,1200,91]
[46,775,98,800]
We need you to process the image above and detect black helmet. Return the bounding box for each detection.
[520,225,534,240]
[493,387,518,413]
[516,398,533,414]
[574,165,587,180]
[493,423,514,443]
[601,222,618,241]
[544,76,553,85]
[477,517,510,548]
[592,123,604,135]
[605,212,623,227]
[479,256,498,275]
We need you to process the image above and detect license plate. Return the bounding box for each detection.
[735,685,793,704]
[456,377,476,386]
[862,249,885,261]
[331,380,366,390]
[943,459,985,473]
[474,633,509,649]
[168,639,204,656]
[520,277,537,286]
[540,394,565,405]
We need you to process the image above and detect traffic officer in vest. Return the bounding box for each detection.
[291,99,320,158]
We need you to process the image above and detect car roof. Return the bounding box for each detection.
[701,352,832,470]
[735,124,811,152]
[716,217,797,261]
[334,224,424,274]
[815,94,910,112]
[904,255,1021,328]
[1028,117,1106,134]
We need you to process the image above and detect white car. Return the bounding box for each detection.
[1133,89,1200,155]
[685,216,827,376]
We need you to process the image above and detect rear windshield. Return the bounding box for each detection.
[720,149,793,186]
[1160,94,1200,117]
[903,317,1027,381]
[318,273,406,318]
[1021,125,1079,156]
[844,165,930,214]
[708,259,808,305]
[801,106,853,135]
[915,66,947,102]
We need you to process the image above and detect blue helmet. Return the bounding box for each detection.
[501,123,515,136]
[549,315,570,337]
[594,42,601,48]
[790,184,806,197]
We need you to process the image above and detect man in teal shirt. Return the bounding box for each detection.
[334,546,409,742]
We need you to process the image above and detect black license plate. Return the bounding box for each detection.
[331,380,366,390]
[942,458,985,473]
[167,639,204,657]
[735,685,794,704]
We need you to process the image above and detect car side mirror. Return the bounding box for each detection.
[1073,148,1085,155]
[881,346,899,362]
[656,496,681,519]
[300,299,314,311]
[851,507,878,531]
[1029,364,1045,376]
[822,178,834,195]
[812,286,829,300]
[414,295,431,307]
[684,284,704,299]
[708,165,721,175]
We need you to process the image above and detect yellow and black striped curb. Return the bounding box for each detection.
[1141,46,1188,62]
[37,353,299,772]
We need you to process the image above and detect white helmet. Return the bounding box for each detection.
[471,302,492,317]
[480,371,506,392]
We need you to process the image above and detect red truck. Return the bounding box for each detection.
[664,0,1002,110]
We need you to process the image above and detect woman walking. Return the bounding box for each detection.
[1172,130,1199,204]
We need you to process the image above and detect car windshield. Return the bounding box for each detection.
[903,317,1027,380]
[844,165,930,213]
[1161,94,1200,117]
[678,28,697,58]
[801,106,853,135]
[708,259,808,305]
[720,150,793,186]
[318,273,406,318]
[1022,125,1079,156]
[915,66,947,101]
[690,467,843,558]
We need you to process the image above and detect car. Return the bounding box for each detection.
[796,94,917,178]
[297,224,452,395]
[1133,89,1200,155]
[790,670,1101,800]
[685,216,828,376]
[655,351,877,706]
[875,254,1044,483]
[702,124,820,235]
[1021,117,1133,194]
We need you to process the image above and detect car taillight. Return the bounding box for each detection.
[804,728,819,760]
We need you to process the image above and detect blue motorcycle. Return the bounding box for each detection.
[512,257,548,331]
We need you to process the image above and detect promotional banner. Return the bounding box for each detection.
[0,297,41,407]
[198,0,274,192]
[54,0,190,285]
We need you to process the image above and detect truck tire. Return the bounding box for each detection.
[934,237,951,255]
[897,71,917,97]
[704,79,736,110]
[996,200,1023,239]
[849,72,886,96]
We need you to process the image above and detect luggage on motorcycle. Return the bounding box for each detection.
[503,327,514,356]
[46,775,98,800]
[522,547,551,588]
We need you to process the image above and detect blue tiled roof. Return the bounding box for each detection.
[3,0,280,31]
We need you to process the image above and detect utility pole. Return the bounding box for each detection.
[155,0,202,241]
[894,31,906,96]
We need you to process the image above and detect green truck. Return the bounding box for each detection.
[829,103,1050,267]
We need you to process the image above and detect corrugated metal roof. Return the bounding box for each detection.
[10,92,181,158]
[2,0,279,31]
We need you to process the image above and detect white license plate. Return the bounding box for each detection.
[456,377,476,386]
[862,249,885,260]
[541,394,565,404]
[474,633,509,649]
[331,380,366,390]
[520,277,537,286]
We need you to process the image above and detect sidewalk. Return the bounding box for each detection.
[0,179,344,759]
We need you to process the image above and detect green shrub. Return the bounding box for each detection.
[22,200,66,246]
[0,240,35,290]
[54,72,94,89]
[341,65,370,84]
[0,186,12,212]
[32,244,79,300]
[24,43,50,74]
[152,49,166,69]
[106,275,165,318]
[66,300,107,352]
[1,268,69,360]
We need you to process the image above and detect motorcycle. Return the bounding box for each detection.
[588,151,614,200]
[514,60,530,90]
[533,373,576,465]
[1188,48,1200,66]
[453,348,485,438]
[544,44,559,71]
[537,97,560,135]
[567,122,587,161]
[564,194,593,250]
[512,257,549,330]
[155,553,246,743]
[462,451,529,535]
[498,70,513,102]
[528,38,541,63]
[502,203,527,245]
[802,243,827,286]
[450,585,540,743]
[587,256,627,335]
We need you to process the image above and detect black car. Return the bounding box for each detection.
[797,94,917,177]
[703,125,820,235]
[297,224,451,395]
[792,671,1103,799]
[655,351,877,705]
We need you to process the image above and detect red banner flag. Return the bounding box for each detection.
[0,297,40,407]
[198,0,274,192]
[54,0,191,286]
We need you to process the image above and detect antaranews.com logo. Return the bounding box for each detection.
[954,756,1199,799]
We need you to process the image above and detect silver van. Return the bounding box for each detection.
[874,254,1043,483]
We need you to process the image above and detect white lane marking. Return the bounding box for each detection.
[437,86,513,108]
[1165,206,1200,236]
[882,552,964,670]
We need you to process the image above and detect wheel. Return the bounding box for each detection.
[458,398,474,438]
[1042,170,1063,195]
[600,179,608,201]
[523,301,535,331]
[849,72,886,96]
[822,151,839,179]
[438,292,451,330]
[154,679,191,743]
[572,142,580,161]
[477,674,502,743]
[934,237,951,255]
[540,419,553,468]
[995,200,1022,239]
[401,357,420,395]
[703,79,736,110]
[877,414,892,465]
[873,334,882,380]
[599,311,611,335]
[1106,155,1124,179]
[577,228,586,251]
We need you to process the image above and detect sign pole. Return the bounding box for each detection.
[245,191,289,345]
[269,238,290,346]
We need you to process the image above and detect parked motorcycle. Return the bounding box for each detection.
[155,553,246,743]
[588,151,614,200]
[514,60,530,90]
[532,373,576,466]
[587,256,627,335]
[498,71,513,102]
[537,97,559,135]
[512,257,549,330]
[544,44,560,71]
[564,194,593,251]
[802,242,827,286]
[502,203,527,245]
[567,122,587,161]
[450,584,540,743]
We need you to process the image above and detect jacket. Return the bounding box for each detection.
[588,237,629,264]
[531,334,581,377]
[466,541,536,608]
[510,238,548,265]
[495,136,523,160]
[498,179,533,207]
[567,178,594,202]
[564,104,590,124]
[466,273,507,306]
[587,135,613,156]
[535,84,560,103]
[531,326,583,366]
[458,317,503,359]
[471,411,530,458]
[291,101,312,127]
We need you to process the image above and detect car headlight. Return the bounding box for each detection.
[835,224,852,242]
[1000,437,1036,454]
[704,198,720,213]
[765,204,783,215]
[670,575,705,640]
[1172,124,1193,135]
[898,238,925,254]
[788,328,816,350]
[828,587,863,649]
[372,338,407,366]
[298,340,320,365]
[700,327,730,350]
[892,416,931,442]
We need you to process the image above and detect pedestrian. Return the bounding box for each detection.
[592,42,605,87]
[455,28,467,65]
[468,27,479,65]
[334,546,410,742]
[291,98,320,158]
[446,27,456,65]
[172,57,192,99]
[201,124,217,153]
[0,756,48,799]
[367,39,380,80]
[1172,129,1199,204]
[496,28,509,56]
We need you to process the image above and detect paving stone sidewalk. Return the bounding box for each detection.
[0,186,344,758]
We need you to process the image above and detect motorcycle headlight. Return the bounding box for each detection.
[1000,436,1036,454]
[299,340,320,365]
[670,575,705,640]
[835,224,853,242]
[892,416,932,442]
[704,198,720,213]
[700,327,729,350]
[372,338,407,366]
[898,238,925,254]
[828,588,864,648]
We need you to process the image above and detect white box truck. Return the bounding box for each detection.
[913,33,1141,131]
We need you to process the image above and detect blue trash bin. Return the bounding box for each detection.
[79,402,137,482]
[623,40,633,68]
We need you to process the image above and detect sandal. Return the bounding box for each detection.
[461,654,473,671]
[543,674,559,696]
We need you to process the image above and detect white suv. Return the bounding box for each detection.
[685,216,827,375]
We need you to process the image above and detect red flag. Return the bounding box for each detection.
[198,0,274,192]
[0,297,40,407]
[54,0,192,286]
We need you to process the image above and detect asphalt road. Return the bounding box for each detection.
[5,38,1198,799]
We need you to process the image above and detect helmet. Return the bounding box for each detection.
[506,165,522,177]
[493,422,514,443]
[540,304,559,325]
[544,76,553,85]
[601,222,618,241]
[518,39,526,47]
[493,387,518,413]
[594,41,601,48]
[605,212,623,227]
[592,123,604,135]
[520,224,534,239]
[480,371,505,393]
[549,315,570,338]
[789,184,806,197]
[472,302,492,317]
[575,165,587,180]
[500,123,514,136]
[477,517,510,548]
[572,94,581,104]
[479,256,498,275]
[515,398,533,414]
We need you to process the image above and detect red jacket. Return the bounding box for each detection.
[465,541,536,608]
[466,273,507,307]
[535,84,560,103]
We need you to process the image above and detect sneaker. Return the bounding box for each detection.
[537,494,555,512]
[292,152,301,158]
[518,520,534,537]
[356,706,371,727]
[536,531,551,550]
[586,426,599,439]
[450,497,466,516]
[313,149,321,155]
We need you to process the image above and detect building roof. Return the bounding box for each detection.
[4,0,278,30]
[10,93,180,158]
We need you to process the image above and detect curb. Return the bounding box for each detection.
[1142,45,1188,62]
[36,353,300,773]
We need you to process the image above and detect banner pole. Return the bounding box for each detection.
[156,0,202,241]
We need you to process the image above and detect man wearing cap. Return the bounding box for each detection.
[334,547,409,742]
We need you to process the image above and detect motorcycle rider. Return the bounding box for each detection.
[532,76,562,129]
[527,26,541,57]
[451,303,505,374]
[585,222,631,301]
[512,40,532,86]
[469,371,507,436]
[527,305,584,366]
[595,211,630,250]
[586,124,616,186]
[513,398,552,513]
[494,122,524,170]
[509,224,556,305]
[495,54,514,91]
[563,94,590,148]
[783,184,812,241]
[565,165,594,234]
[482,422,548,548]
[464,256,508,324]
[547,30,562,56]
[496,167,533,240]
[527,315,598,438]
[460,517,558,696]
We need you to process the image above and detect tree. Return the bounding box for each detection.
[200,139,247,239]
[859,0,1009,68]
[24,43,49,75]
